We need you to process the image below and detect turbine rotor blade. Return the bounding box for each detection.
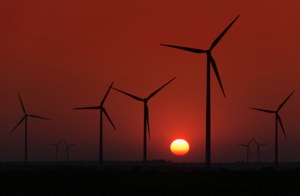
[28,115,50,120]
[61,138,67,145]
[10,116,25,134]
[278,90,295,111]
[209,56,225,98]
[277,114,287,139]
[18,92,26,114]
[111,87,143,101]
[147,77,177,100]
[64,147,68,155]
[255,147,259,155]
[101,82,114,106]
[248,146,252,155]
[145,104,150,140]
[103,108,116,130]
[160,44,206,53]
[57,146,60,154]
[253,139,258,145]
[210,15,240,50]
[248,138,253,145]
[248,108,275,113]
[73,106,100,110]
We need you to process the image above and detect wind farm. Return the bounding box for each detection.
[1,0,300,194]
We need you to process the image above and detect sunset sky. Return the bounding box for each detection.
[1,0,300,163]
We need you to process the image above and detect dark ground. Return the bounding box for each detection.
[0,171,299,196]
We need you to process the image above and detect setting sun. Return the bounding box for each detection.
[170,139,189,156]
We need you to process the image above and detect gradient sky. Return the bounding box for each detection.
[1,0,300,163]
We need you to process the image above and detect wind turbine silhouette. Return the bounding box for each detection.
[73,82,116,170]
[160,15,240,170]
[249,90,295,167]
[253,139,267,163]
[238,138,253,165]
[62,138,77,162]
[48,139,63,162]
[10,93,50,165]
[111,77,176,171]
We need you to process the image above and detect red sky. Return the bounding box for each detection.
[1,0,300,163]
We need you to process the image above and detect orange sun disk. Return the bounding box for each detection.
[170,139,189,156]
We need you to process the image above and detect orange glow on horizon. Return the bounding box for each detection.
[170,139,189,156]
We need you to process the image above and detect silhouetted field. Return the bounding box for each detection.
[0,171,299,195]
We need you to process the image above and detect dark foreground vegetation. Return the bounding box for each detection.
[0,171,299,196]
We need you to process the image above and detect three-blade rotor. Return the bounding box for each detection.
[248,90,295,140]
[111,77,176,139]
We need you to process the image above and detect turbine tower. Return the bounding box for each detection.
[160,15,240,170]
[111,77,176,171]
[48,139,63,162]
[10,93,50,165]
[238,138,253,165]
[74,82,116,171]
[249,90,295,167]
[62,138,77,162]
[253,139,267,163]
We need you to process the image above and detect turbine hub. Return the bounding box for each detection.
[144,98,148,103]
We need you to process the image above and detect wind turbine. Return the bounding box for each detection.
[48,139,63,162]
[238,138,253,165]
[253,139,267,163]
[10,93,50,165]
[73,82,116,170]
[160,15,240,170]
[111,77,176,171]
[62,138,77,162]
[249,90,295,167]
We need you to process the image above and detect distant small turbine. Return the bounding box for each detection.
[74,82,116,170]
[160,15,240,171]
[48,139,63,162]
[238,138,253,165]
[253,139,267,163]
[111,77,176,171]
[62,138,77,162]
[249,90,295,167]
[10,93,50,165]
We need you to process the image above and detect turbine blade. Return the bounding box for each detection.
[160,44,206,53]
[210,15,240,50]
[145,104,150,140]
[277,114,287,139]
[147,77,176,100]
[248,108,275,113]
[210,56,225,98]
[101,82,114,106]
[253,139,258,145]
[255,147,259,155]
[111,87,143,101]
[64,147,68,155]
[28,115,50,120]
[18,92,26,114]
[60,138,67,145]
[73,106,100,110]
[103,108,116,130]
[248,138,253,145]
[248,146,252,155]
[57,146,60,154]
[278,90,295,111]
[10,116,25,134]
